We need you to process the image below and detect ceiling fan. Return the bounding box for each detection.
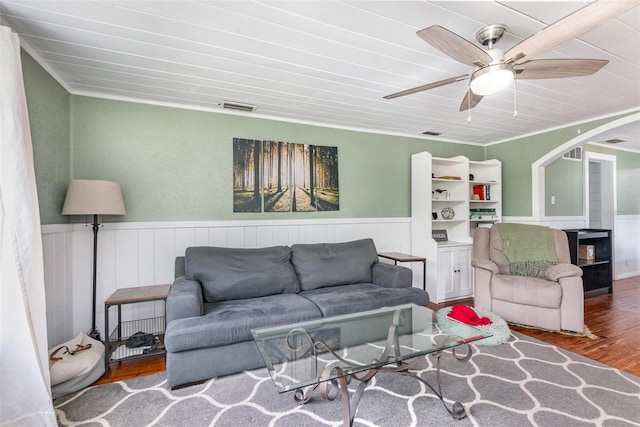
[384,0,640,112]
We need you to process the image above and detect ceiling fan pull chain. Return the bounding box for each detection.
[467,88,472,123]
[513,78,518,118]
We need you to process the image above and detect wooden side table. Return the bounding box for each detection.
[378,252,427,290]
[103,284,171,377]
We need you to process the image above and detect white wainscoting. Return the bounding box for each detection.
[41,215,640,348]
[41,218,414,346]
[41,225,74,350]
[614,215,640,279]
[501,216,587,230]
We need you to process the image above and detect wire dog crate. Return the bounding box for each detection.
[108,316,166,361]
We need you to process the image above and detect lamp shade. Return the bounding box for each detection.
[62,179,126,215]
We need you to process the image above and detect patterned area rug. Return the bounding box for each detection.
[55,332,640,427]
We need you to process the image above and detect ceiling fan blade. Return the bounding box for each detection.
[459,90,484,112]
[417,25,492,67]
[514,59,609,79]
[384,75,469,99]
[505,0,640,64]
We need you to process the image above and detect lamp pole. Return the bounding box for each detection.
[88,214,101,341]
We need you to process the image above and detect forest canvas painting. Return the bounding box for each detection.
[233,138,339,213]
[233,138,262,212]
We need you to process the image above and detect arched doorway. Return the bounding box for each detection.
[531,112,639,219]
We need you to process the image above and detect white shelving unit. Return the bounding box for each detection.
[411,152,501,303]
[469,159,502,236]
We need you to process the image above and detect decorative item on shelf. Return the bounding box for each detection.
[472,184,492,201]
[472,184,486,200]
[579,244,595,261]
[432,229,448,242]
[471,194,480,200]
[469,174,474,181]
[441,207,455,220]
[62,180,126,341]
[470,208,497,220]
[436,175,461,180]
[432,212,438,220]
[432,188,450,200]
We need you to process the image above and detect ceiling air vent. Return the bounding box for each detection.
[605,138,624,144]
[422,131,441,136]
[221,101,257,112]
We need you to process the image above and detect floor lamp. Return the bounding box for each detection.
[62,179,126,342]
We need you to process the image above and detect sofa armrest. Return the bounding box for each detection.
[372,262,412,288]
[471,258,500,274]
[545,263,583,282]
[166,277,204,323]
[558,275,585,332]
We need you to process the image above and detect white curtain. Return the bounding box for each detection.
[0,25,57,426]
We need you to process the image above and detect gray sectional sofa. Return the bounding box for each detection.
[164,238,430,388]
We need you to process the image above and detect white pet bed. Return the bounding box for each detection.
[49,332,105,399]
[436,306,511,346]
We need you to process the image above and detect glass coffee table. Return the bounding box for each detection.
[251,304,491,427]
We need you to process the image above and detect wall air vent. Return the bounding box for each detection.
[563,147,582,161]
[422,131,441,136]
[221,102,257,112]
[605,138,625,144]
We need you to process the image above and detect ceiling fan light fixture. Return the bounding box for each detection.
[469,64,514,96]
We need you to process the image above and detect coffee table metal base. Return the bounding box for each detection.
[293,345,472,427]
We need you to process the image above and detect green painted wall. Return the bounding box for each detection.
[486,112,640,216]
[545,156,582,216]
[22,51,639,223]
[21,51,70,225]
[69,96,484,222]
[544,145,640,217]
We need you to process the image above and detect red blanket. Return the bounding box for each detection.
[447,304,492,326]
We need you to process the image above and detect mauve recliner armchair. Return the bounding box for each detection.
[472,224,584,333]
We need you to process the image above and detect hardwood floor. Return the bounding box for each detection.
[95,276,639,386]
[95,352,165,386]
[432,275,640,377]
[510,275,640,377]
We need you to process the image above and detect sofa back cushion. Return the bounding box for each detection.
[185,246,299,303]
[291,238,379,291]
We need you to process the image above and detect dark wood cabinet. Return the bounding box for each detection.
[564,229,612,294]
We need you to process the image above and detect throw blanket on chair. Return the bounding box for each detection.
[497,223,558,277]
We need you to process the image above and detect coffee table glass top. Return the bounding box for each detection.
[251,304,491,393]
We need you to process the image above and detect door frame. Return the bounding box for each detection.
[583,151,616,229]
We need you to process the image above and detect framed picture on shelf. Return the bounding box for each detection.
[432,229,448,242]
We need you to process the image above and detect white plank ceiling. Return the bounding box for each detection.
[1,0,639,151]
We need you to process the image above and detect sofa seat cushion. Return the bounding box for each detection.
[165,294,322,353]
[299,283,430,317]
[491,274,562,309]
[185,246,299,303]
[291,239,379,291]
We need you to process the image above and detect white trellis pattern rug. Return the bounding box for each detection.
[55,332,640,427]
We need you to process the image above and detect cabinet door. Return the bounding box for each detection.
[455,245,473,297]
[437,247,456,300]
[438,245,473,301]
